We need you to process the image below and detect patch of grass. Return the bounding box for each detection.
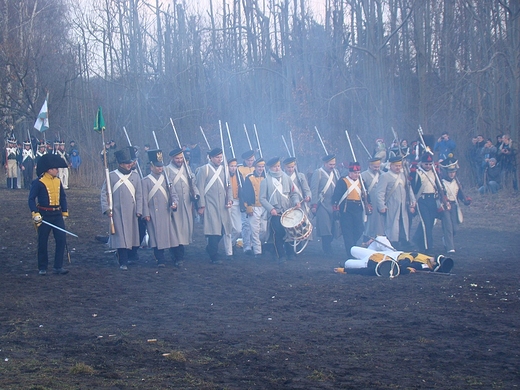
[164,350,187,362]
[307,369,334,381]
[69,362,95,375]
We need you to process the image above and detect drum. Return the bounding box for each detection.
[280,208,313,241]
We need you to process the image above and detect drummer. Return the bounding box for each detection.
[331,162,365,255]
[241,158,267,258]
[259,157,301,262]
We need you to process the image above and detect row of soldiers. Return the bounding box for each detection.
[101,146,304,268]
[99,140,470,270]
[3,138,72,190]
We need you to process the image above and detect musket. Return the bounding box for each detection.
[219,120,232,205]
[282,135,291,156]
[417,126,451,212]
[41,219,78,237]
[152,130,177,212]
[315,126,328,155]
[315,126,339,182]
[101,128,116,234]
[243,124,253,150]
[345,129,372,215]
[289,131,296,158]
[225,122,235,159]
[170,118,199,205]
[122,126,143,178]
[199,126,211,149]
[356,135,372,158]
[226,122,243,189]
[253,124,263,158]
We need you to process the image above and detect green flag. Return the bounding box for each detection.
[94,107,106,133]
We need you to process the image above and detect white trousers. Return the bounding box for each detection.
[59,167,69,189]
[224,200,243,256]
[249,206,267,254]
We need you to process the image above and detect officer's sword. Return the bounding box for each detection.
[41,220,79,237]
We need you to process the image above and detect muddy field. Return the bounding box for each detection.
[1,179,519,389]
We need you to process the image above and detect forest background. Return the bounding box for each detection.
[1,0,519,184]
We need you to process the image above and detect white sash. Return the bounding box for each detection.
[338,177,361,205]
[289,173,303,197]
[147,174,167,203]
[170,165,189,187]
[320,168,335,198]
[113,171,136,202]
[366,171,379,193]
[204,164,223,195]
[269,176,288,204]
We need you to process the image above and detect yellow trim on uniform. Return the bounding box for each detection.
[39,172,61,206]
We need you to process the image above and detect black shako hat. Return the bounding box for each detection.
[36,153,69,176]
[148,149,164,167]
[115,146,136,164]
[208,147,223,158]
[420,152,434,163]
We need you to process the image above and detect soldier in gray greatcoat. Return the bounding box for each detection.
[165,147,200,266]
[101,146,143,270]
[310,154,340,254]
[374,156,416,249]
[196,147,233,264]
[142,149,180,267]
[260,157,300,262]
[361,157,384,243]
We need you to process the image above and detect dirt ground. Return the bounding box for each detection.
[1,179,519,389]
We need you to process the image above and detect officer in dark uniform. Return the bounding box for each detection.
[332,162,365,255]
[410,153,439,251]
[28,153,70,275]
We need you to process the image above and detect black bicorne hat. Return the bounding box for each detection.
[36,153,69,176]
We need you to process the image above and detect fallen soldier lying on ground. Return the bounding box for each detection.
[334,236,454,277]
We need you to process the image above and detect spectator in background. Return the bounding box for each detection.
[479,158,501,194]
[497,134,518,191]
[68,140,78,155]
[433,132,456,162]
[477,138,497,185]
[70,149,82,174]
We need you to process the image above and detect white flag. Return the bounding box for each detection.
[34,98,49,132]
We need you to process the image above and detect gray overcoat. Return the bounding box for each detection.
[165,163,199,245]
[361,169,384,238]
[196,162,232,236]
[374,170,415,242]
[101,169,143,249]
[142,172,180,250]
[310,167,338,237]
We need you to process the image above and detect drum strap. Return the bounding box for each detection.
[269,177,288,204]
[289,173,303,197]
